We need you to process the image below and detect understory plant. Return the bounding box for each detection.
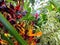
[0,0,60,45]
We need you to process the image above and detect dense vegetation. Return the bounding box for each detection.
[0,0,60,45]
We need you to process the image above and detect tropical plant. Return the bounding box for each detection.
[0,0,60,45]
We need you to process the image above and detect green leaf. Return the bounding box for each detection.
[29,0,35,5]
[37,13,47,27]
[50,0,60,12]
[27,7,31,14]
[6,0,12,2]
[0,13,28,45]
[47,3,55,11]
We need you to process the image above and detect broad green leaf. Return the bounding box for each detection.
[0,13,28,45]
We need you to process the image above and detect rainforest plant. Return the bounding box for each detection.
[0,0,60,45]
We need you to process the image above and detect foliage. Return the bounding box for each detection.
[0,13,28,45]
[0,0,60,45]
